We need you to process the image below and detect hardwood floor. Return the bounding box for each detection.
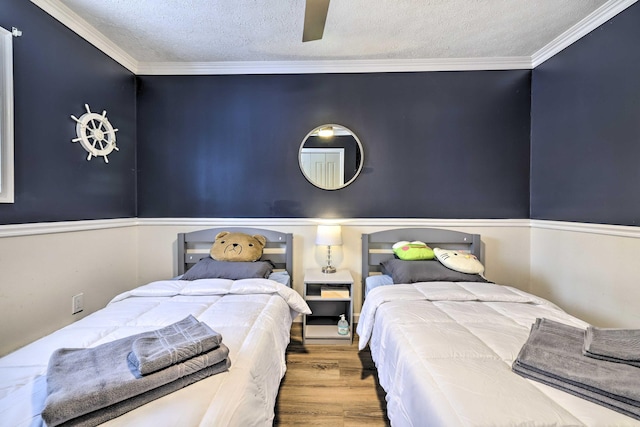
[274,323,390,427]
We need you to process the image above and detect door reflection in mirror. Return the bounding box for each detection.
[299,124,363,190]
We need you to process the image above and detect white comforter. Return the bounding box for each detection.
[0,278,310,427]
[357,282,640,427]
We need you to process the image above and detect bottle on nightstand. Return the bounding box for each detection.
[337,314,349,335]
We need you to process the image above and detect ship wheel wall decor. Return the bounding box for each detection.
[71,104,119,163]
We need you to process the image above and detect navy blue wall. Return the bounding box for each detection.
[531,3,640,226]
[0,1,136,225]
[137,71,531,218]
[12,1,637,224]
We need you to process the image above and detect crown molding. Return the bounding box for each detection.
[32,0,636,75]
[30,0,138,73]
[531,0,638,68]
[135,57,532,75]
[30,0,529,75]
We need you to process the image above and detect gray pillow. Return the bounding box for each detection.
[381,259,490,284]
[182,257,273,281]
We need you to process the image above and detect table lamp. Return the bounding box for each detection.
[316,225,342,273]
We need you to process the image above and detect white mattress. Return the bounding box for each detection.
[357,282,640,427]
[0,278,310,427]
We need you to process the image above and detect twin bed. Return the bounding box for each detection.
[0,227,309,427]
[2,225,638,426]
[358,227,640,426]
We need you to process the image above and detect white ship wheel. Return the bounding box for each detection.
[71,104,119,163]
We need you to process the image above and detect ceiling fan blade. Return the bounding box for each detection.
[302,0,330,42]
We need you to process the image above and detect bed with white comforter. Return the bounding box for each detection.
[0,277,310,427]
[357,281,640,426]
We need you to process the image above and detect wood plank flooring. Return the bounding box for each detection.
[274,323,390,426]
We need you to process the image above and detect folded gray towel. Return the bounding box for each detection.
[512,318,640,420]
[42,325,230,427]
[55,358,231,427]
[128,321,223,375]
[146,314,199,334]
[584,326,640,368]
[514,358,640,420]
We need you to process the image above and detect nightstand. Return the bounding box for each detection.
[303,269,354,345]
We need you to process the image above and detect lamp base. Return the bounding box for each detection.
[321,265,337,274]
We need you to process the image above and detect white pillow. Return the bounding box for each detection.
[433,248,484,275]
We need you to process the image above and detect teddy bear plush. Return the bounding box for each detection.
[210,231,267,262]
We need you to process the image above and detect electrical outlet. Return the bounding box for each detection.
[72,293,84,315]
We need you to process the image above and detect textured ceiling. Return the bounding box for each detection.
[54,0,611,63]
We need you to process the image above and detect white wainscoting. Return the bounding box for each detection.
[2,217,639,355]
[0,223,138,355]
[134,218,532,321]
[530,220,640,328]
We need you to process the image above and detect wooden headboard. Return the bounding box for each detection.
[177,227,293,282]
[362,227,482,296]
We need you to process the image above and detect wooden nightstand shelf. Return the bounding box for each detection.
[303,269,354,345]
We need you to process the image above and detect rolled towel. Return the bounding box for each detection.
[584,326,640,368]
[128,321,223,375]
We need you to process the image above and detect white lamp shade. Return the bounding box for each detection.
[316,225,342,246]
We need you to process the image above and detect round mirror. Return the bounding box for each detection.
[298,124,364,190]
